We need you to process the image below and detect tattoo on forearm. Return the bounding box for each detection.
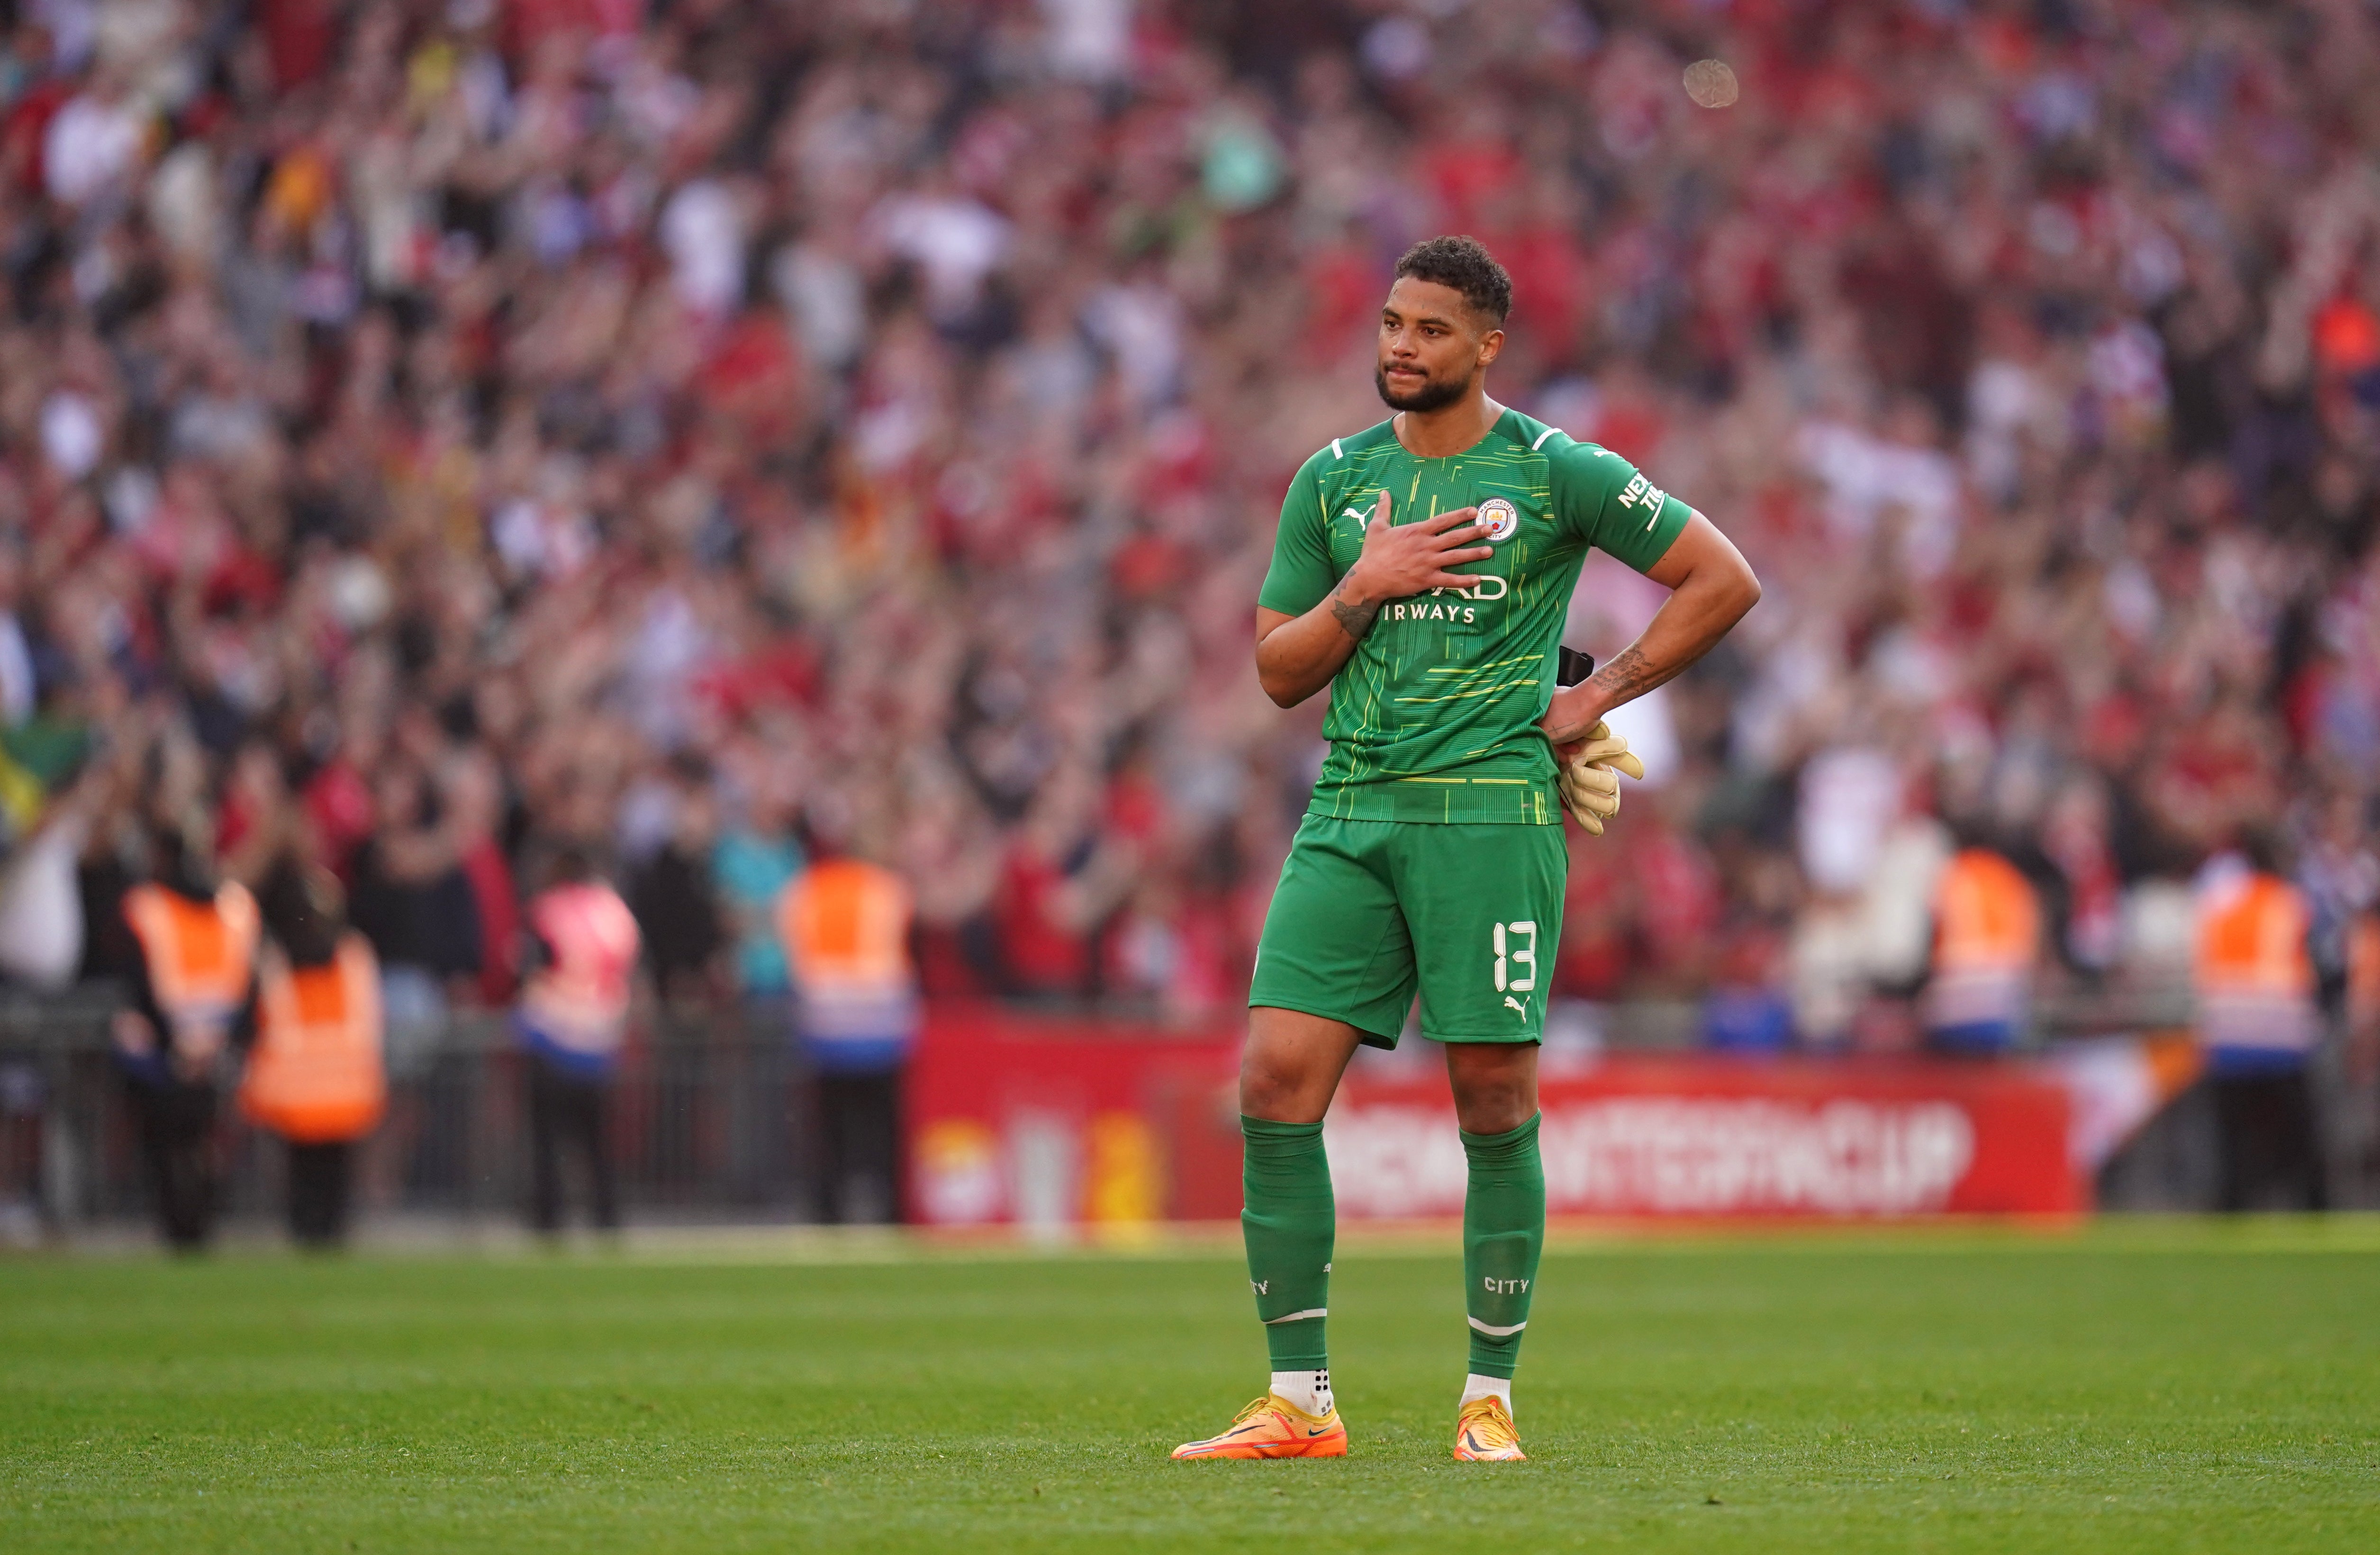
[1587,646,1675,706]
[1328,583,1381,641]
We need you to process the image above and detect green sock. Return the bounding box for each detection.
[1463,1113,1545,1380]
[1241,1115,1334,1370]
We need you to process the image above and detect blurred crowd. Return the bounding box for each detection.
[0,0,2375,1046]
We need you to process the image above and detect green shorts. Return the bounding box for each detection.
[1250,814,1567,1049]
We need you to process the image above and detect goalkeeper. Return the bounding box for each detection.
[1172,237,1759,1464]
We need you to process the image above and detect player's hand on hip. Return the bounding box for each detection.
[1342,489,1493,603]
[1539,684,1612,756]
[1549,717,1646,836]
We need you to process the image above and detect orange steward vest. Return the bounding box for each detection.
[2194,871,2317,1055]
[1924,848,2039,1030]
[781,861,913,995]
[123,881,260,1053]
[239,934,386,1143]
[779,860,916,1041]
[2346,912,2380,1030]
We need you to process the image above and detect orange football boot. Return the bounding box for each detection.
[1451,1396,1526,1461]
[1171,1394,1348,1460]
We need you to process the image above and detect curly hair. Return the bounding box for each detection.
[1393,235,1512,325]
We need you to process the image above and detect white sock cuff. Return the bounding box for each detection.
[1459,1373,1513,1414]
[1270,1368,1333,1416]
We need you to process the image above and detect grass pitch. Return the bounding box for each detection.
[4,1221,2379,1552]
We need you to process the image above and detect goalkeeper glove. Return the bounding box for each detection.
[1556,722,1646,836]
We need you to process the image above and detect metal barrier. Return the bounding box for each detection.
[0,996,812,1241]
[2,980,2359,1242]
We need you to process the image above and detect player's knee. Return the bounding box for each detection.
[1238,1062,1294,1118]
[1239,1054,1323,1123]
[1454,1089,1531,1135]
[1449,1064,1537,1134]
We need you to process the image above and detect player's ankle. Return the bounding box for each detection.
[1459,1373,1512,1414]
[1272,1368,1333,1416]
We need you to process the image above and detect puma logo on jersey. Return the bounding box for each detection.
[1505,995,1529,1017]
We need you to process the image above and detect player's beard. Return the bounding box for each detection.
[1375,361,1475,413]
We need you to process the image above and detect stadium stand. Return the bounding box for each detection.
[0,1,2373,1218]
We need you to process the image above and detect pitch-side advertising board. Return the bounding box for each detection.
[904,1007,2083,1228]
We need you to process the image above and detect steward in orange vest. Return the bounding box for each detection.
[114,827,260,1250]
[2194,863,2318,1075]
[2346,912,2380,1086]
[778,851,916,1225]
[242,862,384,1248]
[2194,840,2325,1211]
[1922,846,2041,1056]
[779,857,918,1075]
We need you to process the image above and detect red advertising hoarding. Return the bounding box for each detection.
[903,1004,1242,1230]
[905,1006,2084,1228]
[1325,1054,2081,1220]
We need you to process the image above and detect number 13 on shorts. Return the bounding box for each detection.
[1492,922,1537,993]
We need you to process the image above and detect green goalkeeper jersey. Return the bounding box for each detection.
[1258,408,1690,824]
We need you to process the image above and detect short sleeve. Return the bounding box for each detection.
[1257,455,1338,616]
[1546,439,1692,575]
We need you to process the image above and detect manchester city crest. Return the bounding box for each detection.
[1477,497,1521,542]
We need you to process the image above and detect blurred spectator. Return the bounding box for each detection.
[112,801,259,1251]
[712,777,804,1002]
[781,837,916,1225]
[2344,908,2380,1100]
[0,759,100,987]
[1921,835,2044,1057]
[627,754,726,1002]
[348,758,482,1067]
[2193,834,2324,1210]
[515,847,640,1235]
[240,859,384,1249]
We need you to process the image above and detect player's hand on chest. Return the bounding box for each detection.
[1330,479,1531,632]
